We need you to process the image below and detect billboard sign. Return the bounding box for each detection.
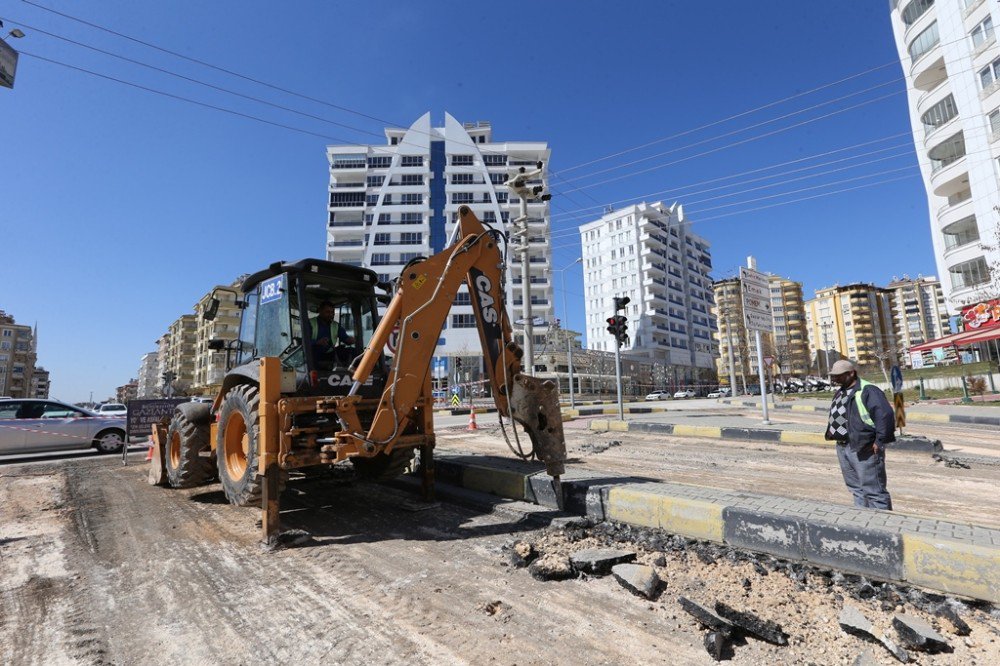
[740,266,773,332]
[0,36,18,89]
[126,398,188,438]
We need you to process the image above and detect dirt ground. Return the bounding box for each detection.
[441,419,1000,529]
[1,427,998,665]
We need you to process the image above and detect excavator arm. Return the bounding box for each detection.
[334,206,566,479]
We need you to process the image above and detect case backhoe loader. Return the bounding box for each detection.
[150,206,566,542]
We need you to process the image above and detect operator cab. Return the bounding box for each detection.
[216,259,388,397]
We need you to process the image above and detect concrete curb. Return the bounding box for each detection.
[588,419,943,452]
[721,399,1000,427]
[427,454,1000,603]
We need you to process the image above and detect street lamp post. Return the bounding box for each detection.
[556,257,583,408]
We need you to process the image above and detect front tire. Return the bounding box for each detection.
[164,406,214,488]
[217,384,286,506]
[93,428,126,454]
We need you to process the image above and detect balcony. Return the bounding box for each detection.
[936,195,973,228]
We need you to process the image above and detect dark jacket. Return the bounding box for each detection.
[826,381,896,451]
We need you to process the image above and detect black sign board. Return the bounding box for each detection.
[126,398,189,438]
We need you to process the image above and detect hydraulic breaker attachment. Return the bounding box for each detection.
[509,373,567,478]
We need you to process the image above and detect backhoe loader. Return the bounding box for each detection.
[150,206,566,542]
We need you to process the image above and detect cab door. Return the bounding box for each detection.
[22,402,90,453]
[0,400,26,454]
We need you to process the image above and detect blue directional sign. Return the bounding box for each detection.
[890,366,903,393]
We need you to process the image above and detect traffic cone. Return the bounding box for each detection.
[145,438,155,461]
[467,409,479,431]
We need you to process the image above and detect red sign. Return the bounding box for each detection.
[962,300,1000,330]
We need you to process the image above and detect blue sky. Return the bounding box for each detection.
[0,1,929,402]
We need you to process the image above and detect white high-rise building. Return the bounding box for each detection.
[579,202,718,384]
[890,0,1000,313]
[136,351,159,398]
[326,112,554,366]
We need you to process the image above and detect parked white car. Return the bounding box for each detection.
[0,399,127,455]
[673,389,696,399]
[644,391,670,401]
[95,403,128,417]
[706,387,731,398]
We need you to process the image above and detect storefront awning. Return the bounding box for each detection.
[910,327,1000,352]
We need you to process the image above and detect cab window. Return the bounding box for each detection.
[0,401,20,419]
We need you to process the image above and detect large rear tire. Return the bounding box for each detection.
[164,406,214,488]
[216,384,285,506]
[351,447,416,482]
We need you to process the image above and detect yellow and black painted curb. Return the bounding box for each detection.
[427,454,1000,603]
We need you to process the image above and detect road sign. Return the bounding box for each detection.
[740,266,772,332]
[450,394,461,407]
[890,365,903,393]
[764,356,774,368]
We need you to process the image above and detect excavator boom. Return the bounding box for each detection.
[339,206,566,478]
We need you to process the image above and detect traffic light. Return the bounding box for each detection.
[455,358,462,369]
[613,296,631,311]
[605,315,629,347]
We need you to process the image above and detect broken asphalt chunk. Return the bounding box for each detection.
[878,633,911,663]
[892,613,951,653]
[611,564,661,600]
[549,516,590,530]
[703,631,730,662]
[714,601,788,645]
[507,541,537,568]
[934,604,971,636]
[569,548,636,576]
[528,554,575,581]
[839,604,875,637]
[677,596,734,637]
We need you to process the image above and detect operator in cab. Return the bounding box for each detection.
[309,300,356,367]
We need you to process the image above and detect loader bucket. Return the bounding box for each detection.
[509,374,567,478]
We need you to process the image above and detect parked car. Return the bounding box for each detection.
[94,403,128,416]
[706,387,731,398]
[645,391,670,401]
[0,399,127,455]
[673,389,696,399]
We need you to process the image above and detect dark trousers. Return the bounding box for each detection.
[836,443,892,510]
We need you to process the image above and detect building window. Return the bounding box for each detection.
[371,253,392,266]
[368,156,392,168]
[400,212,422,224]
[400,252,421,262]
[399,174,423,185]
[452,192,474,204]
[401,193,422,205]
[452,155,474,166]
[980,57,1000,90]
[1,330,10,337]
[400,155,423,167]
[373,233,391,246]
[990,109,1000,136]
[949,257,990,289]
[330,192,366,207]
[365,194,379,206]
[490,173,507,185]
[942,216,980,250]
[496,192,508,203]
[331,154,366,169]
[920,94,958,131]
[908,21,939,61]
[451,173,474,184]
[928,132,966,172]
[366,175,384,188]
[483,154,507,166]
[972,16,995,49]
[399,232,422,245]
[454,292,472,306]
[450,314,477,328]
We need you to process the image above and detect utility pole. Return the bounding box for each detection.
[557,257,583,408]
[506,161,551,376]
[607,296,630,420]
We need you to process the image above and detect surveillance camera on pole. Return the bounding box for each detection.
[505,160,551,376]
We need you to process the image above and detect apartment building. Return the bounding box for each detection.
[712,278,764,388]
[192,285,241,395]
[0,311,37,398]
[30,366,50,399]
[580,202,718,385]
[889,0,1000,312]
[326,112,553,370]
[886,274,950,359]
[805,283,898,371]
[166,315,197,392]
[116,379,138,404]
[155,334,169,396]
[137,351,159,398]
[768,276,811,376]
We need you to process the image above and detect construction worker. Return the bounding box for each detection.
[824,359,895,510]
[310,300,356,367]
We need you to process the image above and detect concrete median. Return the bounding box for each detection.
[423,453,1000,603]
